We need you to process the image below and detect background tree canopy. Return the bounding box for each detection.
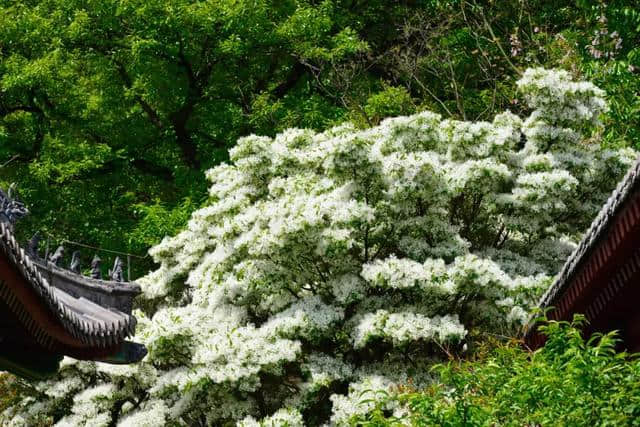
[1,0,638,276]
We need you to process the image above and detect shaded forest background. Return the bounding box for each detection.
[0,0,639,276]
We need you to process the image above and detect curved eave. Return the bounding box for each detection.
[525,156,640,349]
[0,222,137,357]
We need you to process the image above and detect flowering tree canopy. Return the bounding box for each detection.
[3,69,636,426]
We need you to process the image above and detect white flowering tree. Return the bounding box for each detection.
[3,69,636,426]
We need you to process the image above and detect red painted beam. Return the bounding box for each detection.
[0,254,121,360]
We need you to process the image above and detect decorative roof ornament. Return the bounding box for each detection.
[91,254,102,279]
[49,245,65,266]
[27,231,41,257]
[110,256,124,282]
[0,183,28,229]
[69,250,81,274]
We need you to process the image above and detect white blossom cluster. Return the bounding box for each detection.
[3,68,636,426]
[239,408,305,427]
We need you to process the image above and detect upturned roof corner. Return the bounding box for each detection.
[0,186,147,380]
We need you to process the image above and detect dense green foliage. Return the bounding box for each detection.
[354,316,640,426]
[1,0,639,274]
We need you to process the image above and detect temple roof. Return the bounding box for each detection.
[0,187,146,379]
[526,156,640,349]
[0,222,137,350]
[537,157,640,312]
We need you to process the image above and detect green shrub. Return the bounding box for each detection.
[361,86,416,125]
[354,315,640,426]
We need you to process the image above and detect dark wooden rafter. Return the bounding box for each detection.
[526,156,640,351]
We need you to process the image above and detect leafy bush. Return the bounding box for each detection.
[361,86,416,126]
[2,69,635,426]
[129,199,197,255]
[354,315,640,426]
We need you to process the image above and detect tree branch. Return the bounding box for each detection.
[113,61,164,130]
[273,62,307,98]
[0,104,43,116]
